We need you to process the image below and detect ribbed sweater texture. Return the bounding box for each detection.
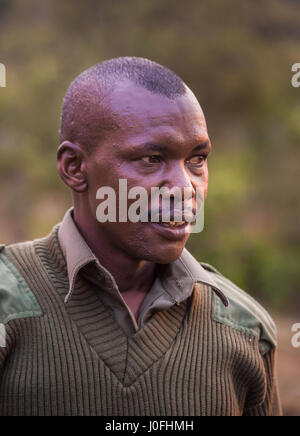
[0,227,281,416]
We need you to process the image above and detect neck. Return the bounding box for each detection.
[73,205,157,295]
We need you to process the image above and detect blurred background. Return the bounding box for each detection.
[0,0,299,415]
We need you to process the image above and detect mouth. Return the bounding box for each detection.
[145,206,197,240]
[149,220,192,241]
[157,221,188,229]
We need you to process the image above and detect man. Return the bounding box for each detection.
[0,57,282,416]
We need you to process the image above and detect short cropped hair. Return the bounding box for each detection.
[60,57,187,152]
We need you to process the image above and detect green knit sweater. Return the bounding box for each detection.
[0,226,282,416]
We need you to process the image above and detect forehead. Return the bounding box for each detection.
[104,81,208,145]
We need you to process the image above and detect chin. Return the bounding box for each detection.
[141,244,185,264]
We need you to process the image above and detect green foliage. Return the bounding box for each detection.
[0,0,299,310]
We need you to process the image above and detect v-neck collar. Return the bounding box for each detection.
[64,271,188,386]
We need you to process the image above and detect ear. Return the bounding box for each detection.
[57,141,88,192]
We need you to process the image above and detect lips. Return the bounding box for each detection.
[149,221,193,241]
[158,221,186,228]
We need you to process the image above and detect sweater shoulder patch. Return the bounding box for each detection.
[0,249,43,325]
[200,262,277,355]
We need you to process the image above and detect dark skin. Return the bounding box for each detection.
[57,80,211,319]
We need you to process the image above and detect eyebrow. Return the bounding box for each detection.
[132,141,211,153]
[190,141,211,152]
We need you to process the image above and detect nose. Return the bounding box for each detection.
[160,161,194,193]
[159,162,197,218]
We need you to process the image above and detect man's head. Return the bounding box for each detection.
[60,57,187,152]
[57,57,211,264]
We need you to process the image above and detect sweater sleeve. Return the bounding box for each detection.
[243,348,283,416]
[0,339,7,407]
[0,349,5,371]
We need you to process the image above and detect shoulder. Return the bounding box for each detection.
[200,262,277,355]
[0,244,43,325]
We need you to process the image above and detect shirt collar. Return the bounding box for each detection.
[165,249,229,307]
[58,207,228,307]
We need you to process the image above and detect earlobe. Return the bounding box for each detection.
[57,141,88,192]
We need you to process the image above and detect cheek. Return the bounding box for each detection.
[203,177,209,199]
[203,167,209,199]
[196,168,208,201]
[87,163,121,200]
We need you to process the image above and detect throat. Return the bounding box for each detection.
[121,287,149,321]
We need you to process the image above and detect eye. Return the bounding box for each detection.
[186,155,207,166]
[140,155,162,164]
